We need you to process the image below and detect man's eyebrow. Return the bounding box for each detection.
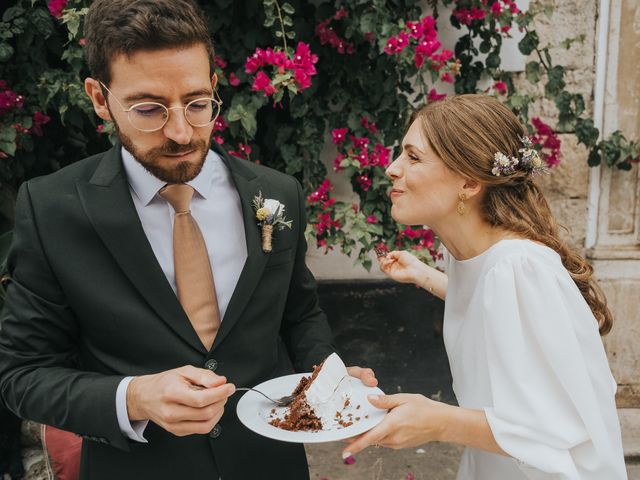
[123,88,213,103]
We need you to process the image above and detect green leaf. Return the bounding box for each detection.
[281,2,295,15]
[275,30,283,38]
[0,42,14,62]
[30,8,54,38]
[575,119,599,148]
[518,31,539,55]
[0,141,16,156]
[525,61,542,84]
[2,6,22,22]
[486,51,501,69]
[587,146,601,167]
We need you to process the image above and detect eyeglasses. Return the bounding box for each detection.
[99,81,222,132]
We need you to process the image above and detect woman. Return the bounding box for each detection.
[343,94,627,479]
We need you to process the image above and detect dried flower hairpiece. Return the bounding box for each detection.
[491,135,546,177]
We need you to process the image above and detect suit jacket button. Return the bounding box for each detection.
[204,359,218,372]
[209,424,222,439]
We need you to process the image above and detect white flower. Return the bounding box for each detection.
[263,198,284,216]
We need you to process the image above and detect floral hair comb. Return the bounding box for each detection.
[491,136,546,177]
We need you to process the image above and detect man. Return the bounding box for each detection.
[0,1,376,478]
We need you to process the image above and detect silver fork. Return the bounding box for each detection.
[189,384,295,407]
[235,387,296,407]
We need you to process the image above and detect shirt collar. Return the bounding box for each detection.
[121,147,220,205]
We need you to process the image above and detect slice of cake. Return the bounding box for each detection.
[270,353,352,432]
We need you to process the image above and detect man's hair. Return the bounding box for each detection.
[83,0,215,85]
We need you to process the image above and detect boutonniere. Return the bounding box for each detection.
[252,191,293,253]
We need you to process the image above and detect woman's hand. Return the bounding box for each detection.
[378,250,427,286]
[342,394,451,457]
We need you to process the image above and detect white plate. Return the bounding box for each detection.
[236,373,386,443]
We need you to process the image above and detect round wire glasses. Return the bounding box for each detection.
[99,81,222,132]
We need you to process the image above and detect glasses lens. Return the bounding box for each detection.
[186,98,220,127]
[128,103,168,131]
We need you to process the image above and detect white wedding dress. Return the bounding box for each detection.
[443,239,627,479]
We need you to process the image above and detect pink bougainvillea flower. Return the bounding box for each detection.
[356,174,372,191]
[214,135,224,145]
[214,56,227,69]
[406,21,424,39]
[472,6,487,20]
[367,215,378,223]
[428,88,447,102]
[493,80,508,95]
[307,179,333,204]
[96,124,106,133]
[407,473,415,480]
[30,111,51,136]
[251,71,276,96]
[79,38,86,46]
[453,8,472,26]
[331,128,349,145]
[48,0,67,18]
[229,72,241,86]
[0,85,25,115]
[360,116,378,135]
[315,9,355,55]
[214,116,228,132]
[490,1,502,16]
[333,153,346,171]
[350,135,369,149]
[441,72,454,83]
[531,117,562,167]
[229,143,252,159]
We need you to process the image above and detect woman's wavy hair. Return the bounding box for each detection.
[413,94,612,335]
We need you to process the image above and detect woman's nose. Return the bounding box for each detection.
[386,157,402,179]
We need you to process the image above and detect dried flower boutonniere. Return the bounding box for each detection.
[252,191,293,253]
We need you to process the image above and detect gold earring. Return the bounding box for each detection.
[457,192,467,215]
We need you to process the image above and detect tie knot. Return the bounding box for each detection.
[159,184,195,214]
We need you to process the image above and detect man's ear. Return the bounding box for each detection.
[84,78,112,122]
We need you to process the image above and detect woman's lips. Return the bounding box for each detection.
[390,188,404,197]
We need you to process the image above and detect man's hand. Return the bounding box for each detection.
[346,366,378,387]
[127,365,236,437]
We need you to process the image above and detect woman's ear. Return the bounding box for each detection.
[211,72,218,89]
[461,179,482,201]
[84,78,112,122]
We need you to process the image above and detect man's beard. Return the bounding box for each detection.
[115,122,210,184]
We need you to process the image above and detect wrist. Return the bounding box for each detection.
[417,267,433,293]
[127,376,146,421]
[434,402,457,443]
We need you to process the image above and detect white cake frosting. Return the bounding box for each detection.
[304,353,353,427]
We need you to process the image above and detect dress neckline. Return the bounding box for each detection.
[448,238,544,265]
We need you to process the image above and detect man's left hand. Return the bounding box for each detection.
[346,366,378,387]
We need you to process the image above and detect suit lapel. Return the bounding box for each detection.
[211,145,270,351]
[76,145,207,354]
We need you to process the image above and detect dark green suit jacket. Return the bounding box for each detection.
[0,143,335,479]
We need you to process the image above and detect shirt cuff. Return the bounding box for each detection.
[116,376,149,443]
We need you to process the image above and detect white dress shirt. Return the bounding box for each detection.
[115,147,247,442]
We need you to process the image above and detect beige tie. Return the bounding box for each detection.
[160,184,220,350]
